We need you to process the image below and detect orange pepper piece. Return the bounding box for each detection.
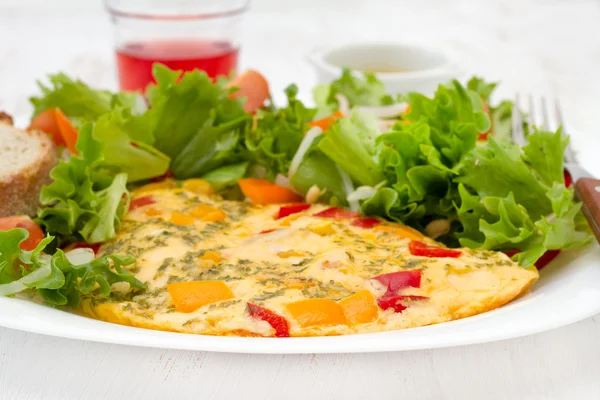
[238,178,303,205]
[182,179,214,195]
[167,281,234,312]
[169,212,195,226]
[286,298,347,327]
[54,109,78,154]
[144,207,162,217]
[308,111,343,131]
[201,250,222,264]
[374,224,424,241]
[339,290,378,325]
[189,204,227,222]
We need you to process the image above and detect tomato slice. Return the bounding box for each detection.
[371,270,422,292]
[247,302,290,337]
[313,207,360,219]
[351,217,381,228]
[408,241,461,258]
[277,204,311,219]
[0,216,45,251]
[377,294,428,313]
[129,196,156,212]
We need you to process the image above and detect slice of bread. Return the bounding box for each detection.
[0,118,57,217]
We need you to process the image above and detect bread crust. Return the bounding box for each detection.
[0,121,58,217]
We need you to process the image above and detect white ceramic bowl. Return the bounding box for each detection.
[308,42,461,95]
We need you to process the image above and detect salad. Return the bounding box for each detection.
[0,64,590,307]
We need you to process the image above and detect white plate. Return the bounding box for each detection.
[0,245,599,354]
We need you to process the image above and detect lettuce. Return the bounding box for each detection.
[30,73,143,122]
[0,229,145,307]
[243,84,316,180]
[455,131,590,266]
[37,124,130,244]
[313,68,394,116]
[318,113,384,186]
[147,64,249,175]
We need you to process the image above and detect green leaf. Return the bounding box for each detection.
[201,162,249,191]
[92,109,170,182]
[522,128,568,186]
[318,113,384,186]
[243,84,316,180]
[38,124,130,244]
[0,230,145,306]
[30,73,144,121]
[290,149,347,205]
[148,64,248,161]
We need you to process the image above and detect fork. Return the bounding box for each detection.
[512,94,600,242]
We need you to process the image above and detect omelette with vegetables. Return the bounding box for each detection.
[0,65,589,339]
[80,180,538,337]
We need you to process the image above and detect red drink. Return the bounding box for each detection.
[116,39,239,91]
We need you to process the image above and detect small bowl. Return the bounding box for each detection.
[308,42,461,95]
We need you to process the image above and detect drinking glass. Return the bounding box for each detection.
[104,0,249,91]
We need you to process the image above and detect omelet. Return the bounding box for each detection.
[80,180,539,337]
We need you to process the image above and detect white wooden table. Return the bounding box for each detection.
[1,1,600,398]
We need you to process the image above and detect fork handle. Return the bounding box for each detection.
[575,178,600,242]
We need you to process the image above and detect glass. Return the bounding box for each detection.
[104,0,249,91]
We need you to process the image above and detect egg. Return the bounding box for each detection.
[80,182,539,337]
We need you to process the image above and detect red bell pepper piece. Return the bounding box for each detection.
[351,217,382,228]
[564,169,572,187]
[313,207,360,219]
[129,196,156,211]
[372,270,422,292]
[277,203,311,219]
[377,294,428,313]
[259,229,276,234]
[247,302,290,338]
[409,241,461,258]
[504,249,560,270]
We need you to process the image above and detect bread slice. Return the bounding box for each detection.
[0,118,57,217]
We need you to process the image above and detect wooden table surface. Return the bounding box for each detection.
[1,0,600,399]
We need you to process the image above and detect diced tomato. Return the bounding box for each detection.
[313,207,360,219]
[377,294,428,313]
[129,196,156,211]
[409,240,461,258]
[149,171,174,183]
[277,204,311,219]
[247,302,290,338]
[564,169,572,187]
[0,216,45,251]
[351,217,381,228]
[504,249,560,270]
[70,243,101,255]
[259,229,276,234]
[372,270,422,292]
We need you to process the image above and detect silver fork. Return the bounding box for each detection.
[512,94,600,242]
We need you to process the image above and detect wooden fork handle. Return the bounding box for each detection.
[575,177,600,242]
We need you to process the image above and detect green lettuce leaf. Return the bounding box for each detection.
[455,131,591,266]
[30,73,144,121]
[313,68,393,116]
[92,109,170,182]
[0,229,145,307]
[37,124,130,244]
[318,113,384,186]
[147,64,249,167]
[201,162,249,191]
[243,84,316,180]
